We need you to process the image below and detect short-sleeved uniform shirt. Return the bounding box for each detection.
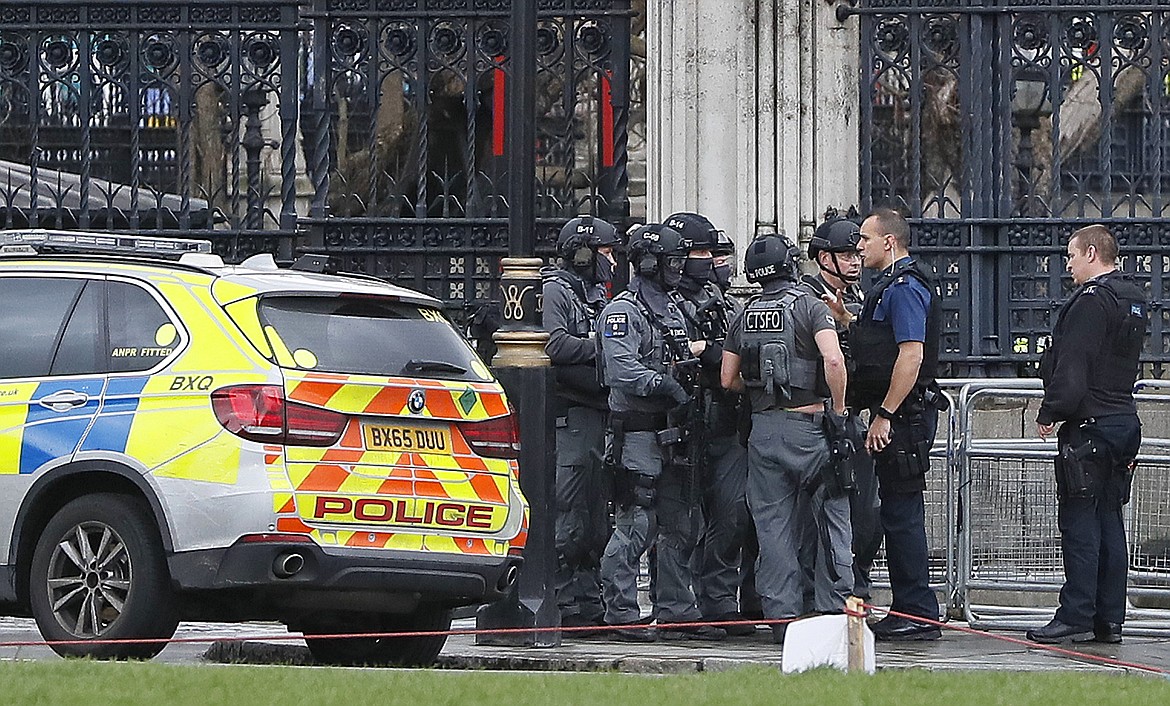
[872,258,931,344]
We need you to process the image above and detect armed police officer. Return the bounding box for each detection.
[1026,225,1147,645]
[542,216,622,632]
[665,212,752,637]
[801,217,882,601]
[598,223,726,642]
[852,208,944,641]
[721,233,851,644]
[711,230,737,293]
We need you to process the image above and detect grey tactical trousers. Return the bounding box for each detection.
[600,430,704,625]
[554,405,610,622]
[747,410,853,619]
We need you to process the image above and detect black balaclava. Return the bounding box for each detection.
[681,256,714,292]
[660,253,685,291]
[712,262,732,291]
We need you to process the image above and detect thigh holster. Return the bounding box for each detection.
[632,472,656,508]
[1055,438,1097,500]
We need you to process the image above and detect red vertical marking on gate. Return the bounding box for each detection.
[601,72,615,168]
[493,61,506,157]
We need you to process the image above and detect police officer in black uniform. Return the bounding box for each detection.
[542,216,621,631]
[853,208,944,641]
[598,223,726,642]
[801,217,882,601]
[721,233,851,644]
[1026,224,1147,645]
[664,212,752,636]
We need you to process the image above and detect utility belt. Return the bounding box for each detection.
[891,382,949,417]
[774,408,824,425]
[607,411,670,472]
[609,411,668,432]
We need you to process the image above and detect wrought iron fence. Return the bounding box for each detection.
[0,1,302,261]
[0,0,631,322]
[858,0,1170,375]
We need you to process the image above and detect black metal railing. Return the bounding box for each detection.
[857,0,1170,375]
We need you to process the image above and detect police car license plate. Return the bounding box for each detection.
[363,423,452,452]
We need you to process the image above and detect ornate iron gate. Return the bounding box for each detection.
[0,0,630,320]
[856,1,1170,375]
[299,0,631,314]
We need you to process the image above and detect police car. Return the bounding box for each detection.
[0,231,528,664]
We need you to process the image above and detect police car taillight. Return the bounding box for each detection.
[458,413,521,459]
[211,385,347,447]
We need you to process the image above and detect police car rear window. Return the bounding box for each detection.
[258,295,485,380]
[0,277,83,379]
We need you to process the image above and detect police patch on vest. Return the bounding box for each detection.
[604,312,629,337]
[744,308,785,332]
[1132,303,1144,317]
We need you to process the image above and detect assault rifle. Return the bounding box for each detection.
[658,356,705,511]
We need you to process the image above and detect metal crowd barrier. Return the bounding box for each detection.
[864,379,1170,635]
[954,380,1170,635]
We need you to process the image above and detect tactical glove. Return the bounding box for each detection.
[655,375,690,406]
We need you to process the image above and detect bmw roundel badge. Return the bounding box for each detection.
[407,389,426,414]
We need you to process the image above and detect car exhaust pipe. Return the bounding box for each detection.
[273,551,306,579]
[497,564,520,591]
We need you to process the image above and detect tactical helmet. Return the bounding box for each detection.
[627,223,686,288]
[744,234,800,284]
[808,218,861,260]
[556,215,619,280]
[808,217,862,283]
[665,212,720,252]
[558,215,618,257]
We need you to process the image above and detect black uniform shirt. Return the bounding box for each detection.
[1037,272,1142,425]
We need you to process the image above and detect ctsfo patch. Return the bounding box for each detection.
[743,307,786,333]
[604,311,629,337]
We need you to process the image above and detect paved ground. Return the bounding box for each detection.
[205,616,1170,676]
[1,616,1167,676]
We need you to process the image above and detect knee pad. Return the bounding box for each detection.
[632,472,656,508]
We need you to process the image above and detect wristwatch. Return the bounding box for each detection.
[876,406,898,421]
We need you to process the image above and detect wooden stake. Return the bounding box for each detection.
[846,595,866,673]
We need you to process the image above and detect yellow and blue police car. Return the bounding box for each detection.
[0,231,528,664]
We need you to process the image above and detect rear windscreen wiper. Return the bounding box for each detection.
[401,359,468,375]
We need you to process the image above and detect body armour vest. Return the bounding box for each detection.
[740,287,823,409]
[545,270,608,409]
[595,288,692,399]
[849,259,942,410]
[1040,272,1147,394]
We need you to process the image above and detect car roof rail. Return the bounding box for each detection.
[0,229,212,258]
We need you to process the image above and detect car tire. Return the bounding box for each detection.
[304,607,452,666]
[29,493,179,660]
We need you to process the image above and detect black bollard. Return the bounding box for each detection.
[475,256,560,646]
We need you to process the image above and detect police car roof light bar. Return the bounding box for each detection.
[0,229,213,258]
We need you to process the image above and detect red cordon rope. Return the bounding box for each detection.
[0,618,801,649]
[860,603,1170,678]
[0,607,1166,678]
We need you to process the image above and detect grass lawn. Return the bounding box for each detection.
[1,662,1168,706]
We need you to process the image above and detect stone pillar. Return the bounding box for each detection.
[647,0,859,267]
